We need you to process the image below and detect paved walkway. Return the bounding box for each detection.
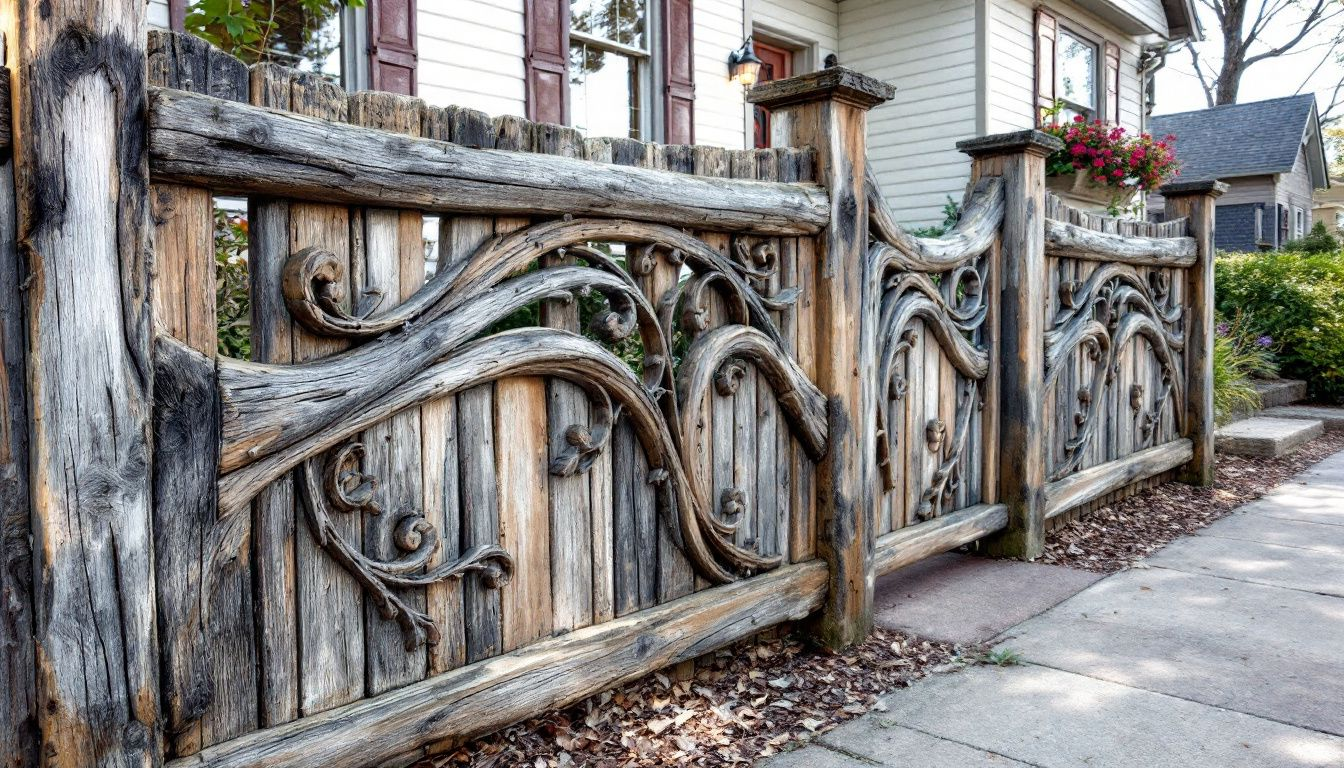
[763,449,1344,768]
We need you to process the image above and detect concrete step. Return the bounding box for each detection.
[1253,379,1308,409]
[1262,405,1344,431]
[1215,416,1324,458]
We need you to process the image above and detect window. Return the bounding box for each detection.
[1294,206,1306,239]
[1056,29,1097,121]
[1035,9,1120,126]
[1255,206,1264,244]
[569,1,650,139]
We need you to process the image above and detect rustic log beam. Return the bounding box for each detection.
[873,503,1008,576]
[1044,218,1196,266]
[163,561,826,768]
[1162,180,1226,487]
[1044,439,1192,518]
[960,130,1061,560]
[867,168,1005,271]
[751,67,894,648]
[13,2,160,764]
[146,87,829,235]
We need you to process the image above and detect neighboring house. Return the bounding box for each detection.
[1313,177,1344,238]
[1149,95,1330,252]
[149,0,1197,225]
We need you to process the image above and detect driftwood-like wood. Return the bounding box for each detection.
[13,2,159,764]
[753,67,892,647]
[873,503,1008,576]
[1163,182,1226,486]
[1044,439,1192,518]
[1044,218,1197,266]
[147,87,829,235]
[868,168,1005,272]
[0,98,35,768]
[165,561,827,768]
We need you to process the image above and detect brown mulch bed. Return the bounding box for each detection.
[1042,431,1344,572]
[417,629,968,768]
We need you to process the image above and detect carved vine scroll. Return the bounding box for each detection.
[867,175,1001,522]
[198,216,828,649]
[1044,263,1185,480]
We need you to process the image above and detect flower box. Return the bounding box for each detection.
[1046,172,1138,210]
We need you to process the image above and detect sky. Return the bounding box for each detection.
[1153,2,1344,119]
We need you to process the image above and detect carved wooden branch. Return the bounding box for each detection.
[867,165,1005,272]
[1044,218,1197,266]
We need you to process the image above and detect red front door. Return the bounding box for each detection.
[753,41,794,149]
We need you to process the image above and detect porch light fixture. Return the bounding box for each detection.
[728,37,763,87]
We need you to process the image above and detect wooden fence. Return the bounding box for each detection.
[0,6,1224,767]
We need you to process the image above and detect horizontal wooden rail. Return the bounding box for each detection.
[1044,218,1196,266]
[1044,439,1193,519]
[147,87,830,236]
[165,561,827,768]
[874,504,1008,576]
[867,167,1004,271]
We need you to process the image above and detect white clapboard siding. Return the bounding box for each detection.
[696,0,749,149]
[840,0,979,227]
[989,0,1145,134]
[753,0,840,65]
[149,0,171,29]
[418,0,528,119]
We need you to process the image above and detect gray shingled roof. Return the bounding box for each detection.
[1149,94,1316,182]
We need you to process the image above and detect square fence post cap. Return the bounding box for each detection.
[1158,179,1229,198]
[957,129,1063,158]
[746,67,895,111]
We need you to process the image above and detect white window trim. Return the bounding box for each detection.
[568,0,660,141]
[1056,24,1102,122]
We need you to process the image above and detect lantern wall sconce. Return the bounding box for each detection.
[728,37,763,87]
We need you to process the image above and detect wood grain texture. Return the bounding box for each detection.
[873,503,1009,576]
[146,29,256,756]
[1044,218,1196,266]
[166,562,827,768]
[1044,439,1192,518]
[148,87,829,236]
[13,2,159,764]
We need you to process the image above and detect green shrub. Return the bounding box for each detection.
[1283,221,1340,255]
[1215,250,1344,403]
[215,209,251,359]
[1212,315,1278,424]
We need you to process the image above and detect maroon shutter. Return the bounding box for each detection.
[169,0,187,31]
[1104,41,1121,124]
[525,0,570,124]
[663,0,695,144]
[370,0,418,95]
[1034,7,1058,125]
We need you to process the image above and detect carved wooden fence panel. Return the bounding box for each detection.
[0,7,1222,767]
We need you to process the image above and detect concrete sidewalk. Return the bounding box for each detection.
[762,449,1344,768]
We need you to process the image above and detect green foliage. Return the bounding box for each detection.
[980,648,1023,667]
[214,208,251,359]
[1216,250,1344,403]
[1212,315,1278,424]
[186,0,362,70]
[1283,221,1340,255]
[907,196,962,238]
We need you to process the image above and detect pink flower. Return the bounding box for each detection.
[1073,114,1086,123]
[1092,157,1104,167]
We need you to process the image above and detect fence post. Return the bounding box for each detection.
[957,130,1062,560]
[10,1,161,766]
[747,69,893,648]
[1162,180,1227,487]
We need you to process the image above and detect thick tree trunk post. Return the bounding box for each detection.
[958,130,1062,560]
[11,1,160,766]
[748,69,893,648]
[1161,180,1227,487]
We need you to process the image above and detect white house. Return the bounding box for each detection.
[149,0,1198,225]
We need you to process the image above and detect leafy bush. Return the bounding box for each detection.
[1215,250,1344,403]
[1283,221,1340,255]
[1212,316,1277,424]
[215,209,251,359]
[907,196,961,238]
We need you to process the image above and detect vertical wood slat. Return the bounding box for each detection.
[146,31,257,755]
[349,90,429,695]
[704,149,738,592]
[583,137,617,626]
[790,155,819,560]
[0,58,35,768]
[752,148,784,559]
[12,1,159,764]
[493,116,554,653]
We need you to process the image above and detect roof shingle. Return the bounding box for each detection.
[1150,94,1315,182]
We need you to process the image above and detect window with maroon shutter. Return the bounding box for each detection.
[1035,7,1058,126]
[526,0,570,125]
[370,0,417,95]
[663,0,695,144]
